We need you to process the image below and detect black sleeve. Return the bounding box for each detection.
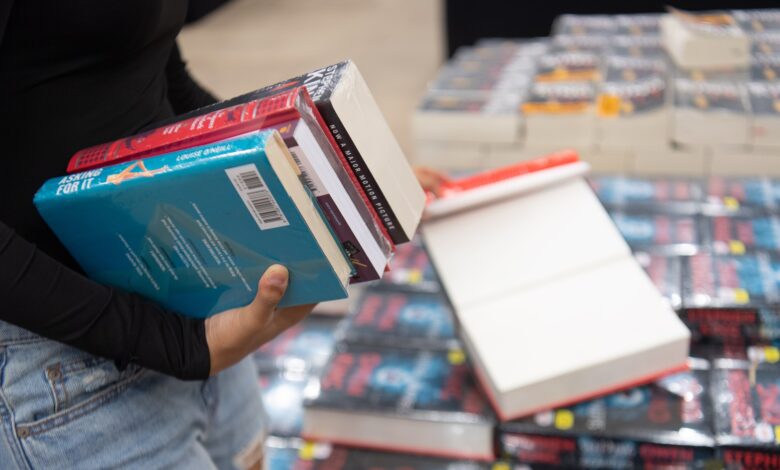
[165,41,218,114]
[0,220,211,380]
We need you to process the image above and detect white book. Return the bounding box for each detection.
[422,164,690,420]
[661,11,750,70]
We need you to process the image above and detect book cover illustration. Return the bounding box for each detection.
[747,81,780,115]
[259,370,313,438]
[705,177,780,213]
[553,14,618,36]
[634,252,683,309]
[608,210,701,253]
[589,176,703,213]
[681,308,765,346]
[706,215,780,255]
[418,91,523,116]
[603,56,667,83]
[597,76,667,118]
[534,52,601,83]
[306,344,492,423]
[267,443,492,470]
[35,132,349,317]
[549,35,609,54]
[522,82,595,115]
[380,237,440,293]
[752,32,780,55]
[712,363,780,448]
[253,315,341,373]
[339,289,458,350]
[751,54,780,81]
[499,366,715,468]
[616,14,662,36]
[733,9,780,33]
[674,79,748,114]
[606,35,665,58]
[682,253,780,307]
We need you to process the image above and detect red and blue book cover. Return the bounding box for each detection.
[682,253,780,308]
[499,364,716,469]
[339,289,459,351]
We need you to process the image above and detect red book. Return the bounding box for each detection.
[68,87,395,280]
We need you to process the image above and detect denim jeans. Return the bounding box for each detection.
[0,321,267,469]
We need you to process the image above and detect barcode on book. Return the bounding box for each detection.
[288,147,319,196]
[226,164,289,230]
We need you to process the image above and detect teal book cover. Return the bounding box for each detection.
[34,131,349,318]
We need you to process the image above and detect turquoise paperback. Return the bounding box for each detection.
[35,131,351,318]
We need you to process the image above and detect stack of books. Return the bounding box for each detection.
[34,61,426,318]
[412,9,780,177]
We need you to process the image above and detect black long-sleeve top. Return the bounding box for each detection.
[0,0,219,379]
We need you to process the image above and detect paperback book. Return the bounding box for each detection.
[589,175,704,214]
[67,87,393,283]
[596,76,669,148]
[634,252,683,309]
[522,82,595,147]
[303,344,495,460]
[606,35,665,58]
[616,14,662,36]
[732,9,780,33]
[534,52,601,82]
[661,9,749,70]
[747,81,780,148]
[607,210,701,255]
[139,60,427,244]
[35,132,352,317]
[338,289,458,351]
[499,364,716,469]
[253,315,341,373]
[705,176,780,213]
[682,253,780,308]
[706,214,780,255]
[553,14,617,36]
[672,78,750,147]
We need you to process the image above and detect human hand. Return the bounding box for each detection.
[204,265,314,375]
[414,166,450,197]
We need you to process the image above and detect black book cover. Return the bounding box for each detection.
[682,253,780,308]
[380,237,440,293]
[252,315,341,373]
[588,175,704,214]
[306,344,493,425]
[705,214,780,255]
[705,177,780,214]
[340,289,459,351]
[608,210,702,254]
[499,366,716,468]
[712,362,780,451]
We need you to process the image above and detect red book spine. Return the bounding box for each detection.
[67,91,301,173]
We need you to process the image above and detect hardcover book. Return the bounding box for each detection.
[35,132,352,317]
[339,289,458,351]
[302,344,495,460]
[68,88,393,283]
[499,364,715,469]
[253,315,341,374]
[142,60,426,245]
[588,175,704,214]
[682,253,780,308]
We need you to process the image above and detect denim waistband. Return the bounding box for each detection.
[0,321,44,345]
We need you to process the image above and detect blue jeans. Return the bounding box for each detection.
[0,321,267,469]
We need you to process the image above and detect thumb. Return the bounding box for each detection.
[248,264,288,319]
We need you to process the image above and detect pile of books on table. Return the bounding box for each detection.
[259,169,780,469]
[413,9,780,177]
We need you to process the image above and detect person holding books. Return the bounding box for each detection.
[0,2,445,468]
